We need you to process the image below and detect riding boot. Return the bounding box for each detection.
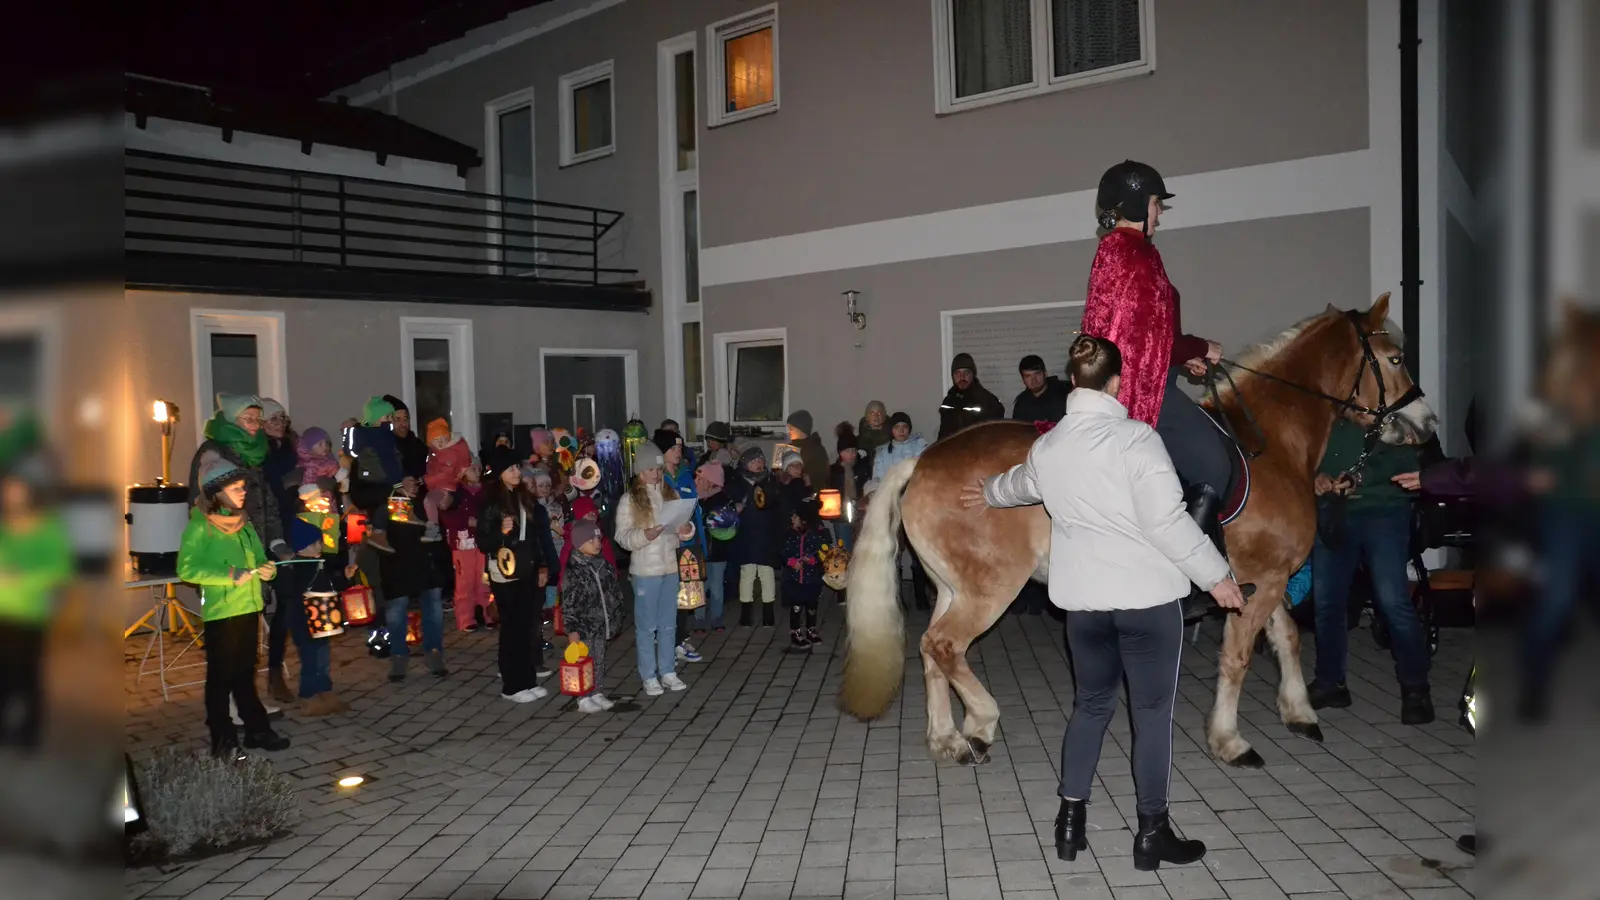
[1054,798,1088,861]
[1181,483,1226,623]
[1132,810,1206,871]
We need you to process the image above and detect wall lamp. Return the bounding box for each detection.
[843,290,866,330]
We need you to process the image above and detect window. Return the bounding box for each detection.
[673,49,697,171]
[730,343,784,425]
[411,337,452,431]
[933,0,1152,114]
[559,61,616,166]
[682,190,700,303]
[190,310,288,444]
[400,318,478,453]
[682,322,703,435]
[209,334,260,397]
[485,89,539,275]
[707,5,779,127]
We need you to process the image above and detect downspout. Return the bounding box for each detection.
[1399,0,1421,380]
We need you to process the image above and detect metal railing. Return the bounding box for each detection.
[125,149,638,286]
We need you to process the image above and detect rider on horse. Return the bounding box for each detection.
[1082,160,1237,620]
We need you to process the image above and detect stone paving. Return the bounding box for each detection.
[124,595,1476,900]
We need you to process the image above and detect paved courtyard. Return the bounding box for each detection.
[125,597,1476,900]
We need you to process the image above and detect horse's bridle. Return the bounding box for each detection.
[1206,310,1426,483]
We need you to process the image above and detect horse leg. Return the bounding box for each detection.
[1265,603,1322,742]
[921,627,975,764]
[1207,611,1267,768]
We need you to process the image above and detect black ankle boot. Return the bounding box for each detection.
[243,728,290,752]
[1054,798,1087,861]
[1132,810,1205,871]
[739,602,754,627]
[1400,686,1435,725]
[1181,484,1226,622]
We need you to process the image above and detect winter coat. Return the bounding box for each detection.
[186,439,288,557]
[1011,376,1071,426]
[937,379,1006,440]
[828,456,872,507]
[728,473,785,568]
[348,425,402,486]
[477,493,547,585]
[262,436,299,547]
[440,484,485,550]
[794,432,831,489]
[856,420,893,466]
[375,519,442,601]
[396,430,429,481]
[0,514,73,626]
[781,524,830,601]
[560,549,624,643]
[615,483,685,577]
[177,507,270,622]
[425,435,472,494]
[870,435,930,485]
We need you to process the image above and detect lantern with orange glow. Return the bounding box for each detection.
[388,487,419,525]
[817,490,843,520]
[559,640,595,696]
[302,590,345,638]
[552,602,566,636]
[405,610,422,646]
[340,584,377,626]
[345,510,369,545]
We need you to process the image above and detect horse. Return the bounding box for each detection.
[839,294,1439,767]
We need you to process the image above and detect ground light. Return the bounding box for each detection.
[337,776,366,788]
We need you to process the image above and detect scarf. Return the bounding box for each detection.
[206,509,247,536]
[204,413,268,467]
[297,428,340,483]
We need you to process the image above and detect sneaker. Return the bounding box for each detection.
[807,627,821,645]
[502,687,547,703]
[642,678,665,697]
[661,672,688,692]
[536,668,553,679]
[677,641,703,663]
[592,693,616,711]
[576,695,605,714]
[790,629,812,650]
[421,523,442,542]
[461,624,480,634]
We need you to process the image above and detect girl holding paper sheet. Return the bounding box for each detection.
[616,442,696,696]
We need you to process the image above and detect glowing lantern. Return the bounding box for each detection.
[560,640,596,696]
[817,490,843,520]
[677,548,706,611]
[621,419,649,475]
[552,602,566,636]
[345,511,368,545]
[302,590,345,638]
[405,610,422,646]
[340,584,377,626]
[388,487,419,525]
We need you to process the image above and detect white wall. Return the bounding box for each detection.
[124,114,467,189]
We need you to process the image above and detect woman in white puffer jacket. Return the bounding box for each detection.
[615,443,695,696]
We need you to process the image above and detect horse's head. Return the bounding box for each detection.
[1327,293,1438,446]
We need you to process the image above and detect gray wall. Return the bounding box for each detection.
[702,209,1370,440]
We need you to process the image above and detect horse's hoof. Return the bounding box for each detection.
[1226,748,1267,769]
[965,737,992,765]
[1286,722,1324,743]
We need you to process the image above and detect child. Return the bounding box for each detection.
[0,455,73,751]
[560,495,618,574]
[560,519,623,713]
[478,463,550,702]
[615,443,694,695]
[728,445,784,626]
[346,396,403,554]
[179,450,292,758]
[297,426,345,492]
[441,458,493,632]
[529,465,568,609]
[781,496,830,650]
[695,461,737,634]
[422,418,471,543]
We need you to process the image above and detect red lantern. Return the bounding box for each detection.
[405,610,422,646]
[552,603,565,636]
[345,511,368,545]
[340,584,376,626]
[559,656,595,696]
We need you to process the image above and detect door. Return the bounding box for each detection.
[542,355,627,433]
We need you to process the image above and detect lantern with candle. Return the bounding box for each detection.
[405,610,422,646]
[302,590,345,638]
[340,583,377,626]
[552,601,566,636]
[817,489,843,520]
[559,640,596,696]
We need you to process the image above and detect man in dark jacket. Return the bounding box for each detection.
[385,394,429,482]
[937,353,1006,440]
[1011,354,1071,427]
[785,410,831,489]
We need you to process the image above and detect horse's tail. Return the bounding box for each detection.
[839,456,916,720]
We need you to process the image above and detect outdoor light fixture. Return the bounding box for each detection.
[843,290,866,330]
[123,754,147,835]
[337,776,366,788]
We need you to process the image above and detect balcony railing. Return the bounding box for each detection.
[125,149,640,288]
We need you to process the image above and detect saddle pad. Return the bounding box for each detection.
[1202,408,1252,525]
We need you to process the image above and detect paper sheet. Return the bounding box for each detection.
[658,498,699,531]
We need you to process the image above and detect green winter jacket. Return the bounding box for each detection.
[0,514,74,626]
[1318,418,1419,513]
[178,506,270,621]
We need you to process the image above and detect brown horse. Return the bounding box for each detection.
[840,295,1439,767]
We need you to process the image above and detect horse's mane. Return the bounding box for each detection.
[1212,310,1328,401]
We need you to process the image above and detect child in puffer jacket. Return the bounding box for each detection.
[781,496,830,651]
[440,459,493,631]
[560,519,625,713]
[422,418,471,544]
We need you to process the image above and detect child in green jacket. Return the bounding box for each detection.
[179,451,291,759]
[0,456,73,751]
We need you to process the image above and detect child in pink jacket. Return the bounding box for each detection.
[422,419,472,543]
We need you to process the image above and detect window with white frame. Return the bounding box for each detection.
[726,338,785,426]
[707,5,779,127]
[559,60,616,166]
[933,0,1152,114]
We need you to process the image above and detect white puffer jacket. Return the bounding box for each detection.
[615,484,686,577]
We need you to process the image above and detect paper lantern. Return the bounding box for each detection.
[817,489,843,520]
[302,590,345,638]
[405,610,422,646]
[340,584,377,626]
[621,419,649,475]
[345,511,368,545]
[388,487,419,525]
[552,603,566,636]
[571,457,601,492]
[560,641,596,696]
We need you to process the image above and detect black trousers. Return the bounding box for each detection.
[1058,600,1184,817]
[1155,368,1232,493]
[205,613,270,745]
[493,578,542,695]
[0,622,46,749]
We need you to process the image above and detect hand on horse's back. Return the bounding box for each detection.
[959,477,988,509]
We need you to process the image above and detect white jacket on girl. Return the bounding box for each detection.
[981,388,1230,612]
[615,484,687,577]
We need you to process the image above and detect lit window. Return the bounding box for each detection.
[559,60,616,166]
[934,0,1152,114]
[708,5,779,126]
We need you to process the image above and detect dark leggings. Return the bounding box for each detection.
[1155,368,1232,492]
[1059,600,1184,817]
[493,578,543,695]
[205,613,270,745]
[0,622,45,749]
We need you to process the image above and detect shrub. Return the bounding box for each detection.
[126,748,299,866]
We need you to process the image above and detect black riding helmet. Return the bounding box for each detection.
[1095,160,1174,231]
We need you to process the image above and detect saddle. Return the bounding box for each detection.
[1183,410,1255,624]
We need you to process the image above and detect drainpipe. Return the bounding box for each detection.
[1399,0,1421,380]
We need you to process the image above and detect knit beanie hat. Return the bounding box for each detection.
[704,421,733,444]
[198,449,243,495]
[289,516,323,554]
[785,410,814,435]
[651,428,682,454]
[835,422,858,453]
[383,394,408,414]
[216,392,262,424]
[779,450,803,471]
[361,395,395,426]
[633,442,666,472]
[298,427,331,454]
[864,400,887,420]
[426,418,450,444]
[530,466,553,485]
[890,411,912,429]
[951,352,977,374]
[258,397,286,421]
[738,445,766,471]
[571,519,603,550]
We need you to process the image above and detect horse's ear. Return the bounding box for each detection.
[1366,292,1392,327]
[1325,303,1339,315]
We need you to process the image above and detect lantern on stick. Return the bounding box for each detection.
[621,419,649,475]
[560,640,596,696]
[302,590,345,638]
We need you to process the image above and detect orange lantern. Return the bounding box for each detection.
[345,511,369,544]
[388,488,419,525]
[340,584,377,626]
[559,640,595,696]
[817,489,843,520]
[302,590,345,638]
[552,603,566,636]
[405,610,422,646]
